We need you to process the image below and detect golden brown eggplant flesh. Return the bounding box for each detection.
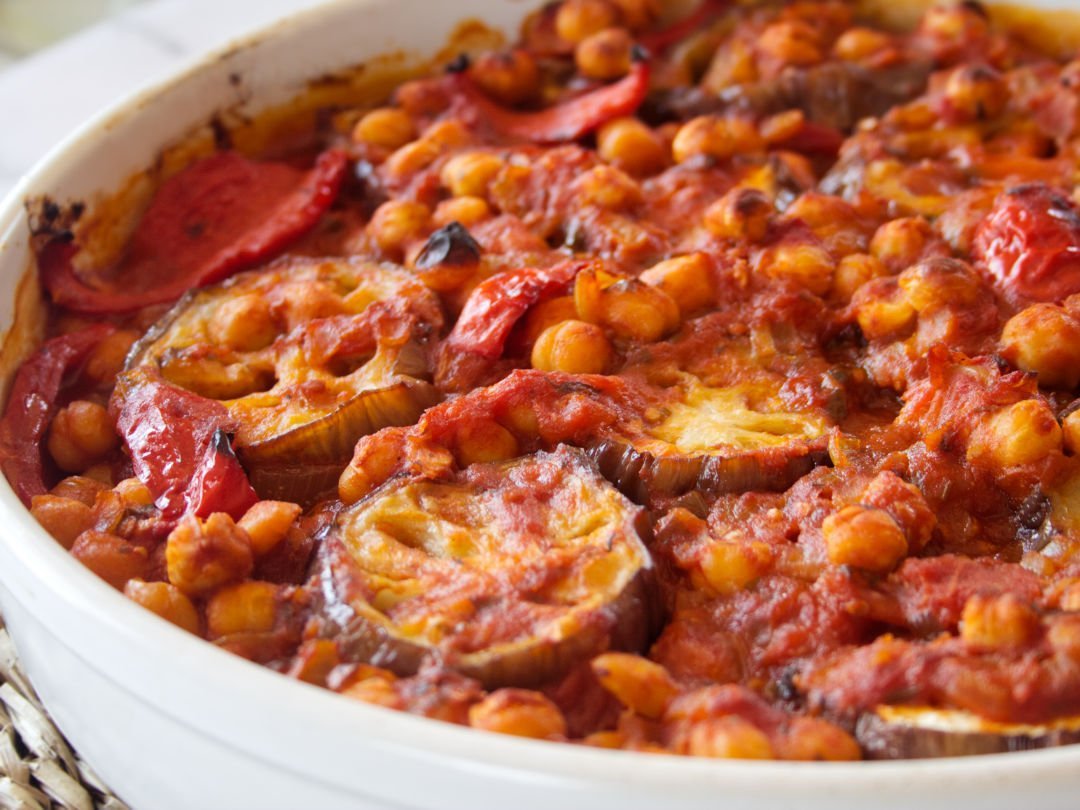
[312,446,661,688]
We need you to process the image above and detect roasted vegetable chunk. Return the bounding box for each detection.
[125,256,442,503]
[315,446,659,687]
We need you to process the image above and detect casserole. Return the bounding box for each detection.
[4,0,1080,807]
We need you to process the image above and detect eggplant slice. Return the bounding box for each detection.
[857,705,1080,759]
[590,377,831,504]
[126,256,442,504]
[313,446,660,688]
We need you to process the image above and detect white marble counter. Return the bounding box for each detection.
[0,0,328,201]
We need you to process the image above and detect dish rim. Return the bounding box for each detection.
[0,0,1078,797]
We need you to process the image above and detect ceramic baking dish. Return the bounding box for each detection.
[2,1,1080,807]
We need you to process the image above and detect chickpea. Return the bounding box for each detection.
[531,319,614,374]
[578,164,642,210]
[591,653,680,719]
[433,196,491,228]
[757,243,834,296]
[639,253,716,315]
[468,49,540,105]
[701,39,758,93]
[238,500,302,557]
[1061,580,1080,612]
[1000,304,1080,389]
[757,21,823,67]
[382,138,441,181]
[206,581,280,638]
[704,188,772,242]
[822,505,908,573]
[368,200,431,259]
[555,0,619,44]
[30,494,94,549]
[576,273,680,342]
[113,476,154,508]
[440,152,504,199]
[575,27,633,80]
[896,258,981,314]
[967,399,1062,468]
[860,470,936,553]
[1063,410,1080,455]
[165,513,254,597]
[832,27,893,62]
[610,0,659,30]
[677,716,775,759]
[71,531,150,590]
[422,119,471,150]
[869,216,940,272]
[833,253,887,302]
[47,400,118,473]
[520,296,578,347]
[84,329,139,385]
[50,475,107,506]
[343,676,403,709]
[961,593,1040,650]
[454,420,519,467]
[779,717,861,761]
[672,116,763,164]
[944,64,1008,120]
[352,107,416,150]
[698,541,772,595]
[469,689,567,740]
[210,293,277,352]
[921,3,989,42]
[596,117,666,176]
[853,281,917,341]
[1049,619,1080,668]
[124,579,200,635]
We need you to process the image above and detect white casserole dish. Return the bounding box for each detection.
[2,1,1080,807]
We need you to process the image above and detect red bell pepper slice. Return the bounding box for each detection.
[444,260,586,360]
[40,148,349,315]
[639,0,729,54]
[114,374,257,521]
[972,183,1080,306]
[454,57,650,143]
[0,325,114,505]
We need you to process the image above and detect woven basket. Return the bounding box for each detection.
[0,626,126,810]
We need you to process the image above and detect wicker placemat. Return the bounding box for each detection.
[0,626,126,810]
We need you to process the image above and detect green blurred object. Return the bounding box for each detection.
[0,0,145,56]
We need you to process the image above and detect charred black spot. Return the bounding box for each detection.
[185,221,206,239]
[630,44,650,63]
[775,667,799,702]
[445,53,471,74]
[415,221,482,270]
[228,72,242,87]
[209,116,232,151]
[1017,490,1052,552]
[212,428,241,461]
[960,0,990,19]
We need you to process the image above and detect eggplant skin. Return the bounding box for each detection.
[588,437,829,505]
[309,446,662,689]
[856,706,1080,759]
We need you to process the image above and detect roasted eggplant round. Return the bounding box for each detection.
[313,446,660,688]
[125,256,443,503]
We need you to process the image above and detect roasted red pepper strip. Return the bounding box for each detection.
[114,373,257,521]
[639,0,729,53]
[454,57,650,143]
[0,325,114,505]
[40,148,349,315]
[444,260,586,359]
[972,183,1080,306]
